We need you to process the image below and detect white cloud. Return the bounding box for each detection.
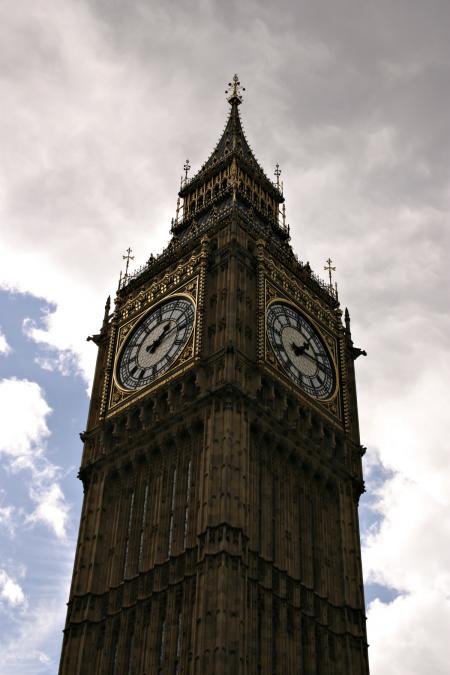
[0,0,174,386]
[0,1,449,673]
[0,379,69,538]
[364,127,398,171]
[0,378,51,459]
[364,470,450,592]
[361,357,450,673]
[368,592,450,675]
[0,328,11,355]
[27,484,70,540]
[33,351,81,377]
[0,490,17,536]
[0,569,25,607]
[23,318,85,378]
[0,536,75,675]
[380,59,425,85]
[0,504,17,536]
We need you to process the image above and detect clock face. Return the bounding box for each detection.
[266,302,335,400]
[118,296,195,390]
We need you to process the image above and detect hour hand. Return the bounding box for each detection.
[145,323,170,353]
[291,340,309,356]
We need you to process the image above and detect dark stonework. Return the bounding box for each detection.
[59,81,369,675]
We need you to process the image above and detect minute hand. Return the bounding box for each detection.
[147,321,187,351]
[298,350,331,372]
[161,321,187,342]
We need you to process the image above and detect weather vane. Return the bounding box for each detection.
[274,163,281,188]
[225,74,245,105]
[123,247,134,279]
[324,257,336,288]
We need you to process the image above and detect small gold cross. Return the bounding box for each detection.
[324,258,336,287]
[122,247,134,278]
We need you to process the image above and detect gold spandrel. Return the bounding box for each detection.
[119,252,202,322]
[263,263,337,332]
[261,277,343,423]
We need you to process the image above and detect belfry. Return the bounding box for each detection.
[59,76,370,674]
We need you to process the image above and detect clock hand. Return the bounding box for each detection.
[291,339,310,356]
[150,322,187,351]
[298,350,331,374]
[145,320,189,354]
[160,322,187,341]
[145,322,171,354]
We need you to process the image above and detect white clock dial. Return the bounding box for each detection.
[266,302,335,400]
[118,297,195,390]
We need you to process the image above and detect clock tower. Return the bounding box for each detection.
[59,76,370,675]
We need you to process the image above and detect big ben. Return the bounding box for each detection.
[59,75,370,674]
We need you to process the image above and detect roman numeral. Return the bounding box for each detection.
[135,332,145,345]
[318,362,332,377]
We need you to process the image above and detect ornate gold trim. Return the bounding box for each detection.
[118,252,204,324]
[113,291,197,390]
[107,277,200,416]
[338,326,351,432]
[99,313,118,420]
[107,360,196,418]
[256,239,266,364]
[259,273,342,421]
[194,235,209,358]
[264,255,337,331]
[265,293,339,403]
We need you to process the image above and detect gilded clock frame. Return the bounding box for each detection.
[260,273,343,422]
[106,277,202,418]
[99,237,209,419]
[265,295,339,400]
[113,290,197,388]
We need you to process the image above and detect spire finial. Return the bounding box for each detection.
[324,257,336,289]
[226,74,245,106]
[274,163,281,188]
[122,247,134,279]
[183,159,191,181]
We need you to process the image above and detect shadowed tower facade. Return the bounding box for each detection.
[59,76,370,675]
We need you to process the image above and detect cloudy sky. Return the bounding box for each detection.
[1,0,449,672]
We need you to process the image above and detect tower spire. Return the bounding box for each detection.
[179,75,281,202]
[173,75,286,241]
